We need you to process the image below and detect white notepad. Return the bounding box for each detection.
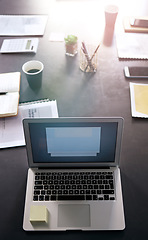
[116,33,148,59]
[0,72,20,117]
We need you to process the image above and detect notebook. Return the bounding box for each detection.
[130,82,148,118]
[0,72,20,117]
[123,16,148,33]
[23,117,125,231]
[116,33,148,59]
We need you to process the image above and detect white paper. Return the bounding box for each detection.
[116,33,148,59]
[0,15,48,36]
[0,72,20,117]
[0,100,58,148]
[0,72,20,92]
[0,92,19,115]
[49,32,65,42]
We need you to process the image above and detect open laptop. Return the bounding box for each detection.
[23,117,125,231]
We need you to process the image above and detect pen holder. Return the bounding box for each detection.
[80,45,98,73]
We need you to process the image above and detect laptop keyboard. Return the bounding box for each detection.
[33,170,115,201]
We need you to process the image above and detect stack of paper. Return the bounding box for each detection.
[0,99,58,148]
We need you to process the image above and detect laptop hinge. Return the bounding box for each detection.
[38,166,111,170]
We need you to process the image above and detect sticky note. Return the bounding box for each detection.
[49,32,65,42]
[30,205,48,223]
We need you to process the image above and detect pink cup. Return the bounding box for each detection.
[105,5,118,28]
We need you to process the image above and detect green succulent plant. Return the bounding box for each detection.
[64,35,78,44]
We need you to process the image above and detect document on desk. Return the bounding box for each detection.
[0,100,58,148]
[0,15,48,36]
[130,82,148,118]
[116,33,148,59]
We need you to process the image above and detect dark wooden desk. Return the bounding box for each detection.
[1,0,148,239]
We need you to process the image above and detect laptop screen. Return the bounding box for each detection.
[23,118,123,167]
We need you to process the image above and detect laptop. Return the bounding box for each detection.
[23,117,125,231]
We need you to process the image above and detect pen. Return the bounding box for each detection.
[81,42,95,71]
[85,43,100,72]
[0,92,7,95]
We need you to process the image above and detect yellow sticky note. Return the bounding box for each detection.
[134,85,148,115]
[30,205,48,223]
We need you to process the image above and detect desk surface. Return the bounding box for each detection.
[1,0,148,239]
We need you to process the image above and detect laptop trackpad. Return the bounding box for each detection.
[58,204,90,228]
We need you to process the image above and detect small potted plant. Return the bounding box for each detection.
[64,34,78,56]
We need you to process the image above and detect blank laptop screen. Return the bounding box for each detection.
[28,121,118,163]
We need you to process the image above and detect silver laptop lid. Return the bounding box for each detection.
[23,117,123,168]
